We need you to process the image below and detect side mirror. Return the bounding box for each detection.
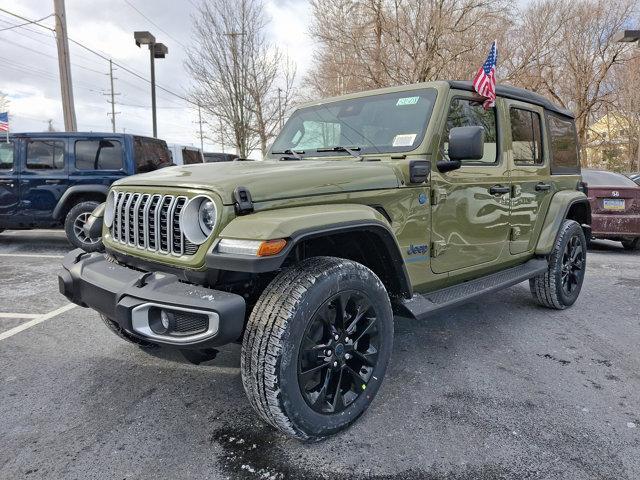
[448,126,484,161]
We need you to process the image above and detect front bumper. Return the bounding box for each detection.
[58,249,246,348]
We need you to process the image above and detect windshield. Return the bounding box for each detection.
[270,88,437,157]
[582,170,638,188]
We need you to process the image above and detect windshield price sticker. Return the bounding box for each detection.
[392,134,417,147]
[396,96,419,106]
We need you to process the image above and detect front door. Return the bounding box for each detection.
[506,101,554,254]
[0,140,20,223]
[20,138,68,220]
[430,95,511,274]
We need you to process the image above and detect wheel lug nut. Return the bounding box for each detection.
[334,334,339,341]
[333,361,338,367]
[345,337,350,342]
[326,349,332,356]
[345,353,351,360]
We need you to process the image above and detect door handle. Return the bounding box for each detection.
[535,182,552,191]
[489,185,510,195]
[45,179,61,184]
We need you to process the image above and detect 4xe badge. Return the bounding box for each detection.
[407,244,428,256]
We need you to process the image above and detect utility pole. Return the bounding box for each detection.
[197,102,204,152]
[53,0,77,131]
[105,60,121,133]
[134,31,168,138]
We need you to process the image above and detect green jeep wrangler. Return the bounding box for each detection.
[59,81,591,441]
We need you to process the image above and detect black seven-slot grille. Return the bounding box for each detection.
[110,191,199,256]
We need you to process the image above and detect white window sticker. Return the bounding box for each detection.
[392,134,417,147]
[396,96,419,106]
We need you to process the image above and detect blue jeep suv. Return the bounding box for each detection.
[0,132,172,251]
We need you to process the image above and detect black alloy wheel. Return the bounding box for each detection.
[560,235,584,296]
[298,291,379,414]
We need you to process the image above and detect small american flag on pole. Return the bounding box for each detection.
[0,112,8,133]
[472,41,498,109]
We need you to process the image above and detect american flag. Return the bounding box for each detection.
[472,41,498,109]
[0,112,8,132]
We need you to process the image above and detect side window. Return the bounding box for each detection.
[0,142,14,170]
[510,108,543,165]
[133,137,172,173]
[547,114,580,174]
[75,140,123,170]
[443,98,497,164]
[26,140,65,170]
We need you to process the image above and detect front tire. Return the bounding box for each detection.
[530,219,586,309]
[64,201,103,252]
[241,257,394,441]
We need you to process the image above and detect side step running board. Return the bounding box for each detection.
[397,258,548,320]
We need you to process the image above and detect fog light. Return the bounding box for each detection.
[149,308,174,335]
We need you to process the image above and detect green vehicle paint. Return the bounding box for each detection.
[100,80,588,294]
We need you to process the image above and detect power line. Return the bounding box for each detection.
[123,0,187,49]
[0,13,53,32]
[0,6,197,107]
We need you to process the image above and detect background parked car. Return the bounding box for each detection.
[582,169,640,250]
[203,151,239,162]
[0,132,172,251]
[167,144,204,165]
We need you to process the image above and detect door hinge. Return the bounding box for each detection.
[431,188,447,205]
[431,240,447,257]
[510,226,521,241]
[512,184,521,197]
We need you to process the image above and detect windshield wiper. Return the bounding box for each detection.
[273,149,305,160]
[316,146,363,161]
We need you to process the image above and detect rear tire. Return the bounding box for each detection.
[530,219,586,309]
[621,238,639,251]
[241,257,394,441]
[64,201,104,252]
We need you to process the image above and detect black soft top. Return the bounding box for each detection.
[448,81,574,119]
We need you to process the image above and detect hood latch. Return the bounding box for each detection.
[233,186,254,215]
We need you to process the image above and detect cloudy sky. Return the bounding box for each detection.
[0,0,314,152]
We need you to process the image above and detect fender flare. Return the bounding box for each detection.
[206,204,412,297]
[535,191,591,255]
[52,185,109,220]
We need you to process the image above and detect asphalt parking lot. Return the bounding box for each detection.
[0,230,638,479]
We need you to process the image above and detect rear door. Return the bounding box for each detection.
[506,101,554,254]
[69,137,127,190]
[0,140,20,222]
[21,138,68,220]
[430,94,511,273]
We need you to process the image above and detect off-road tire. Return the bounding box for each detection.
[99,314,158,349]
[240,256,394,441]
[64,201,104,252]
[530,219,586,309]
[621,238,639,251]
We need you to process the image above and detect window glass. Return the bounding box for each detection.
[26,140,65,170]
[133,136,172,173]
[547,114,579,173]
[510,108,543,164]
[270,89,437,156]
[443,98,497,163]
[581,170,637,187]
[0,142,13,170]
[75,140,123,170]
[182,148,203,165]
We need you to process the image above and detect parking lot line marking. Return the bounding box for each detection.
[0,253,64,259]
[0,313,42,319]
[0,304,76,342]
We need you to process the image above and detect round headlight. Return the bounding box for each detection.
[104,190,116,228]
[198,200,216,236]
[179,196,217,245]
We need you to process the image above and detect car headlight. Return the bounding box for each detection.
[179,195,217,245]
[104,190,116,228]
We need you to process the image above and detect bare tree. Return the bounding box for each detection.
[186,0,296,158]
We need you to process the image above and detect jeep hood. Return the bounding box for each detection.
[115,160,401,204]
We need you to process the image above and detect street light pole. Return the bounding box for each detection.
[134,31,167,138]
[614,29,640,174]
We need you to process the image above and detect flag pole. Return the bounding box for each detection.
[5,112,8,143]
